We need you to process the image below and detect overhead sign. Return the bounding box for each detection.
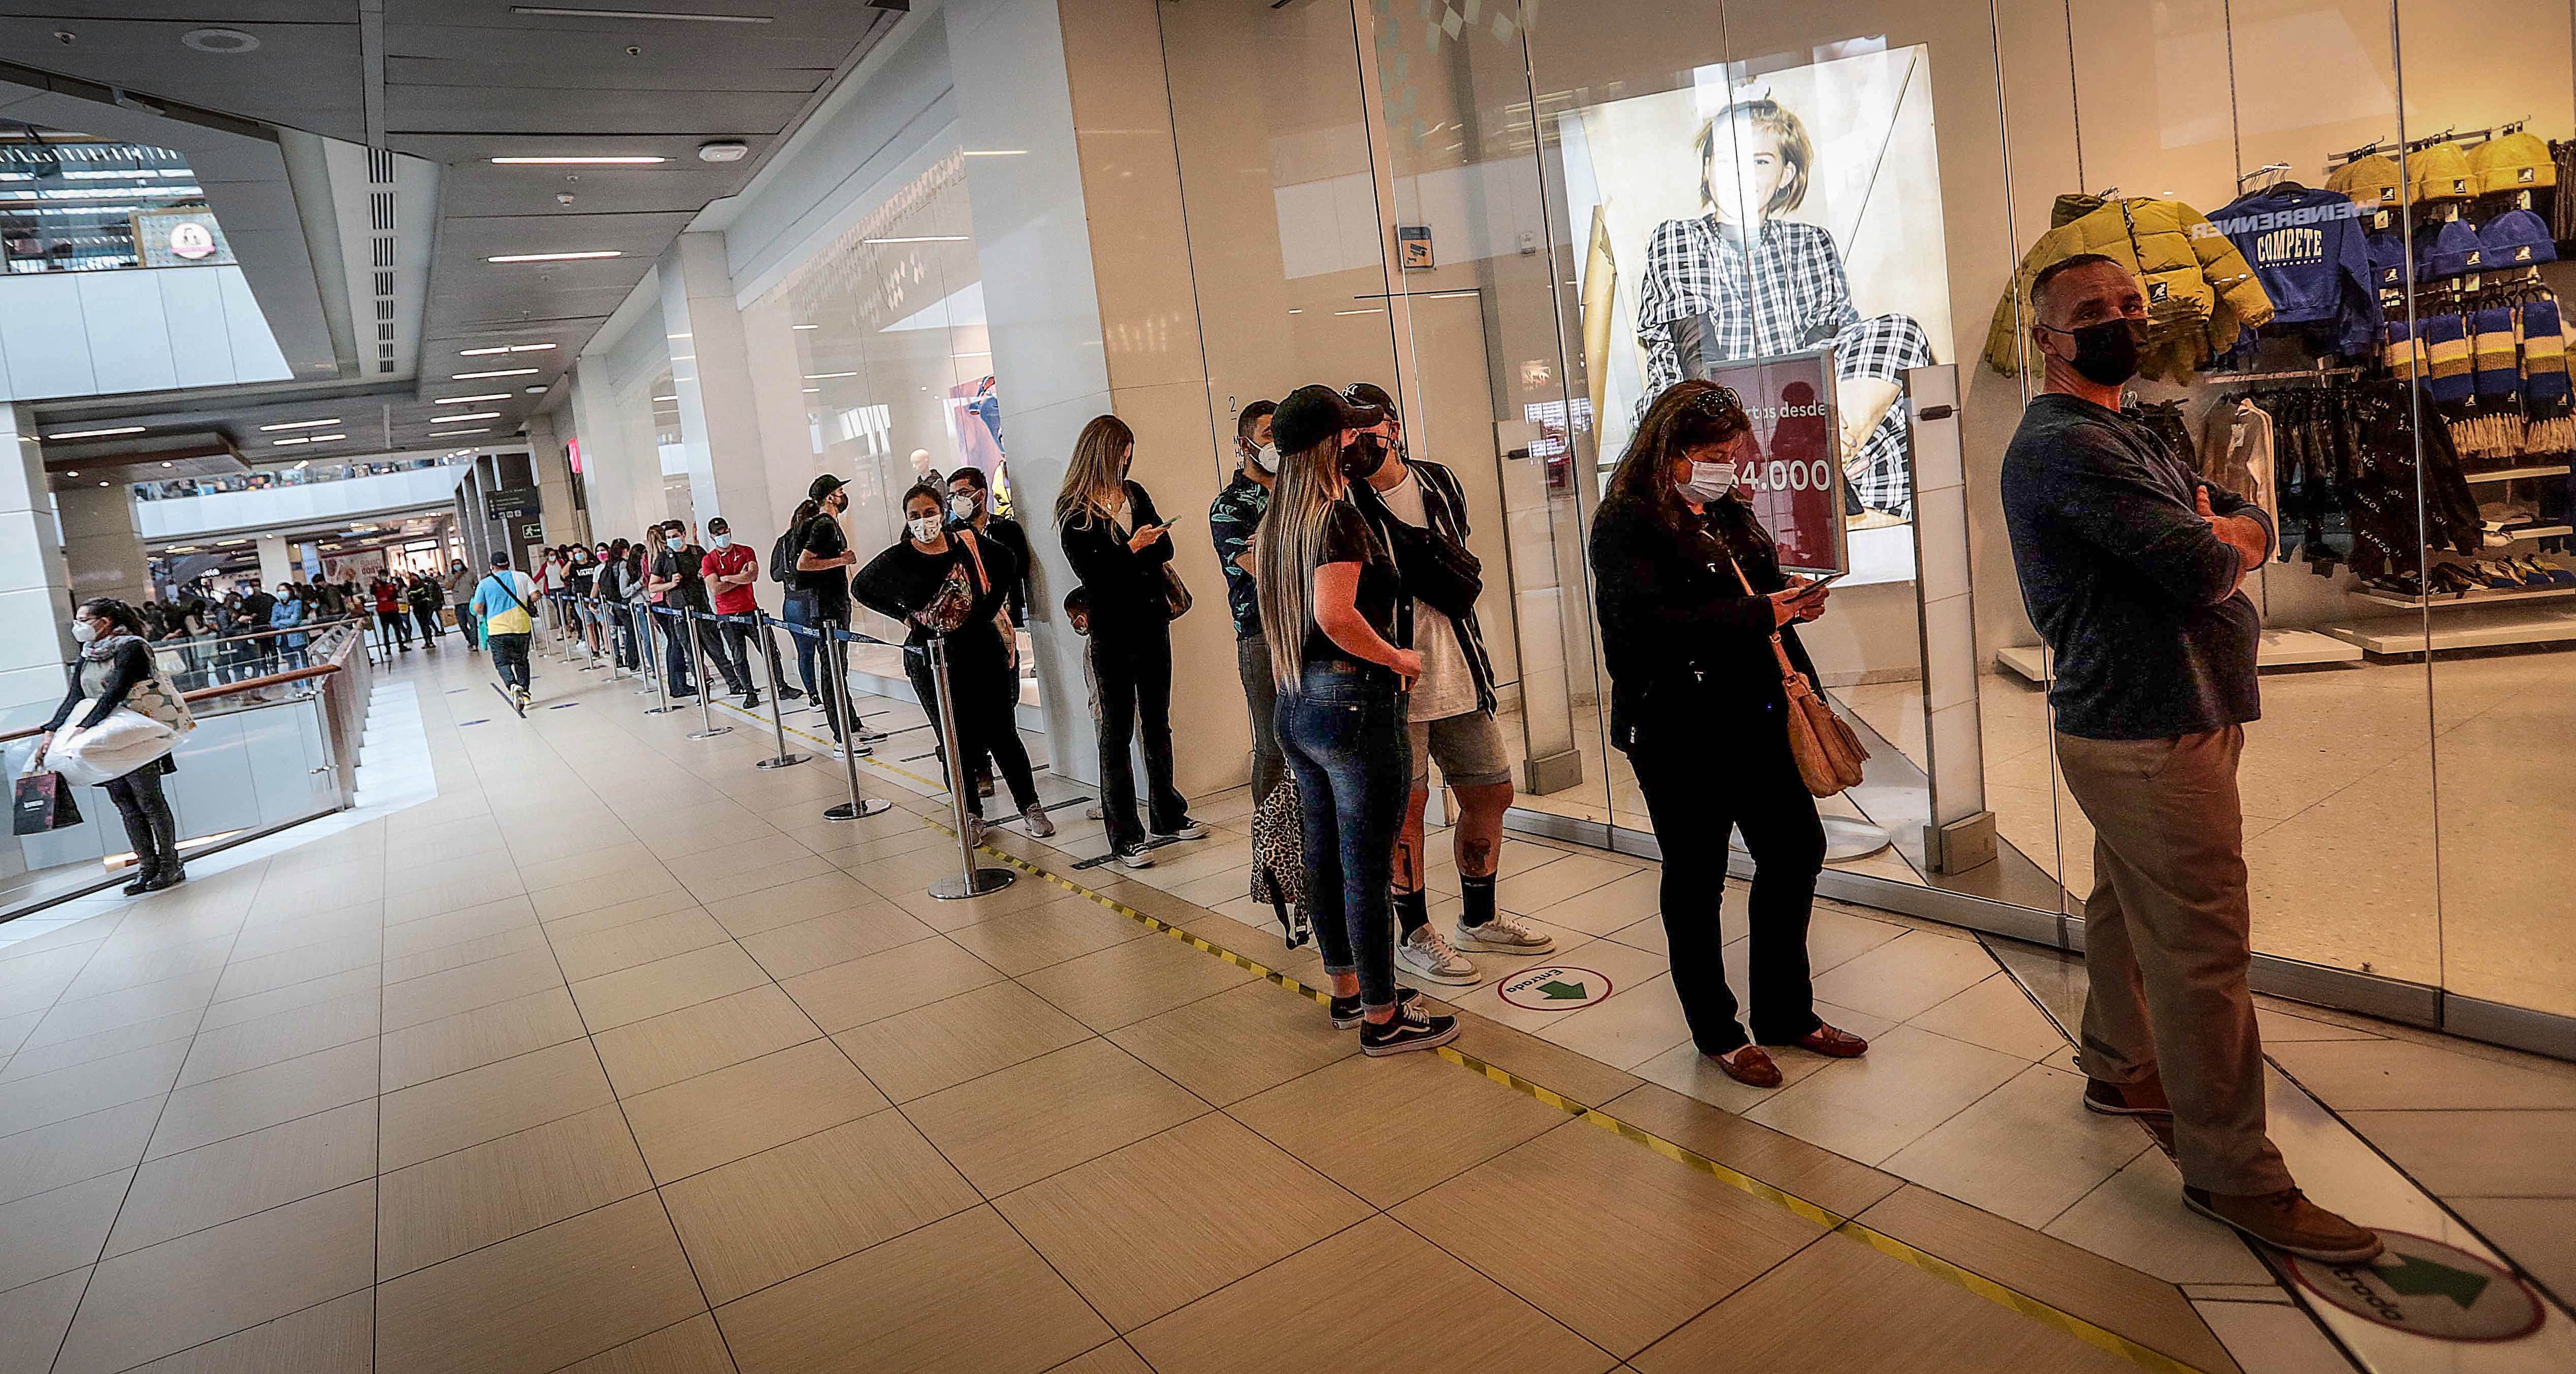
[1696,347,1848,576]
[2284,1232,2545,1342]
[132,209,234,267]
[1496,965,1612,1012]
[485,487,541,521]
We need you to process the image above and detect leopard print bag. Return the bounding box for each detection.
[1246,778,1310,949]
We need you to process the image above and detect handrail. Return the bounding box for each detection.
[0,663,342,745]
[149,615,371,648]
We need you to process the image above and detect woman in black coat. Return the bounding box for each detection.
[33,598,187,894]
[1589,380,1869,1086]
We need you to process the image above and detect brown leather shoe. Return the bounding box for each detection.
[1711,1044,1782,1088]
[2083,1078,2174,1117]
[2184,1186,2383,1264]
[1780,1023,1869,1059]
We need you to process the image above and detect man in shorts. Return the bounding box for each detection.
[1345,382,1554,986]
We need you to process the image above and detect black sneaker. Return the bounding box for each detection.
[1360,1002,1460,1057]
[1153,817,1209,841]
[1329,985,1420,1029]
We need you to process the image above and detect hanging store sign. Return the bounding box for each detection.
[485,487,542,521]
[1695,346,1849,576]
[132,209,234,267]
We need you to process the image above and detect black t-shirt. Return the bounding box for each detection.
[795,514,852,622]
[852,532,1019,648]
[1304,502,1401,671]
[654,545,710,610]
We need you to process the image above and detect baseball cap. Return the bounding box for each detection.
[1270,383,1386,457]
[1342,381,1399,420]
[808,474,845,501]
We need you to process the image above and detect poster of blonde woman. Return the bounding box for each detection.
[1562,45,1954,523]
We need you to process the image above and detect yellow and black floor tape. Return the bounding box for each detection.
[702,694,2211,1373]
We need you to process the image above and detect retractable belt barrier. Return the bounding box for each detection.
[767,615,890,822]
[924,632,1013,901]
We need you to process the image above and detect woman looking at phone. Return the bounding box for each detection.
[1055,414,1202,869]
[1589,380,1870,1086]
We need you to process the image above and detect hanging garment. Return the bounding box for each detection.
[2201,399,2280,529]
[1984,194,2275,382]
[2523,295,2574,453]
[2206,183,2383,355]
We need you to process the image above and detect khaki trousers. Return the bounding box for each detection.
[2054,726,2293,1196]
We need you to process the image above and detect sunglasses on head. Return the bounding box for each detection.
[1686,384,1746,419]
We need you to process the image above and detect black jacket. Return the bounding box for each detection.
[1057,480,1173,641]
[1589,493,1819,752]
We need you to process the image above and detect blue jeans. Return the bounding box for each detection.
[1276,660,1412,1010]
[781,594,845,741]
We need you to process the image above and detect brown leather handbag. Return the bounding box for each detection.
[1731,558,1869,797]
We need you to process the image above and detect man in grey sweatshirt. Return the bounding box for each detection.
[2002,252,2379,1264]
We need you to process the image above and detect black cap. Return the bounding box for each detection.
[1343,381,1398,420]
[809,473,845,501]
[1270,383,1384,457]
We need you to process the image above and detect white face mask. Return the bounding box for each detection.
[948,494,977,522]
[70,619,97,644]
[1253,443,1279,474]
[908,514,943,544]
[710,533,732,549]
[1679,460,1738,503]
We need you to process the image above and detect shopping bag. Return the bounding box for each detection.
[47,707,178,788]
[12,771,82,835]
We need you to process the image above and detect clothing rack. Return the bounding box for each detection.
[2327,121,2530,167]
[2236,162,2292,189]
[2215,364,2364,386]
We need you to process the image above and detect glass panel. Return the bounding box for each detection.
[0,126,221,274]
[2006,0,2438,979]
[1359,3,1606,826]
[2402,0,2576,1020]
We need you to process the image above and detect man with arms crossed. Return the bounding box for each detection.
[2001,253,2377,1262]
[1344,382,1554,986]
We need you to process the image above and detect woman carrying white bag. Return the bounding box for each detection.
[31,599,194,894]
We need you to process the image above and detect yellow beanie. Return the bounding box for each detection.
[2413,142,2476,202]
[2327,152,2404,208]
[2470,131,2555,194]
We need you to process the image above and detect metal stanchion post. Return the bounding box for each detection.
[685,610,732,740]
[641,607,682,714]
[580,597,607,671]
[926,634,1012,900]
[821,629,890,822]
[631,605,658,694]
[751,612,806,769]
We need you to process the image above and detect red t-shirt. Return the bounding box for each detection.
[701,543,760,615]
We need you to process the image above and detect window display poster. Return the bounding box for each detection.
[1707,349,1847,575]
[946,375,1004,478]
[1557,44,1953,484]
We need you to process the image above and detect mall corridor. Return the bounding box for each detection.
[0,645,2566,1374]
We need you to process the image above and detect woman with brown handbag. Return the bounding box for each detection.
[1589,381,1872,1087]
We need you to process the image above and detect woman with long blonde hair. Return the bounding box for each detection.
[1255,386,1456,1057]
[1055,414,1202,868]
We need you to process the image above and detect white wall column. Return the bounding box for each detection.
[255,533,293,589]
[946,0,1240,797]
[0,405,74,711]
[567,366,660,545]
[528,412,588,548]
[56,481,149,614]
[658,232,778,541]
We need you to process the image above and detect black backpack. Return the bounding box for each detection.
[769,528,799,585]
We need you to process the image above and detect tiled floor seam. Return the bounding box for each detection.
[41,867,266,1374]
[955,832,2229,1374]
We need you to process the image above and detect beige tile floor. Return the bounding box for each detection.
[0,643,2500,1374]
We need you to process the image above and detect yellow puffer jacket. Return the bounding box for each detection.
[1983,194,2275,382]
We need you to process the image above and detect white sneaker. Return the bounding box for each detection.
[1398,925,1480,985]
[1453,913,1554,955]
[1153,817,1209,841]
[963,816,987,848]
[1023,803,1055,838]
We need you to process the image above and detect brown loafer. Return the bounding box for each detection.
[2083,1078,2174,1118]
[1781,1023,1869,1059]
[1711,1044,1782,1088]
[2183,1186,2382,1264]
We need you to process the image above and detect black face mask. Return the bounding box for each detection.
[1342,434,1391,481]
[2043,317,2143,387]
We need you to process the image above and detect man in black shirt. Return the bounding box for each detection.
[2002,253,2376,1265]
[795,475,865,756]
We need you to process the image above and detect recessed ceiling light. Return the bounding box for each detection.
[802,388,819,393]
[305,434,347,443]
[181,27,260,53]
[511,6,774,22]
[697,141,750,162]
[97,481,109,487]
[292,460,309,470]
[792,323,819,330]
[259,418,342,431]
[63,471,76,476]
[485,250,621,263]
[961,149,1027,157]
[273,437,312,445]
[862,236,968,244]
[43,425,145,440]
[432,428,493,436]
[653,394,678,401]
[803,372,857,380]
[490,155,669,165]
[435,394,512,404]
[454,368,540,379]
[438,412,503,423]
[525,386,547,394]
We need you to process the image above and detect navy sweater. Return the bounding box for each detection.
[2001,393,2272,741]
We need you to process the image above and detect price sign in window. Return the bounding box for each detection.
[1700,347,1848,575]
